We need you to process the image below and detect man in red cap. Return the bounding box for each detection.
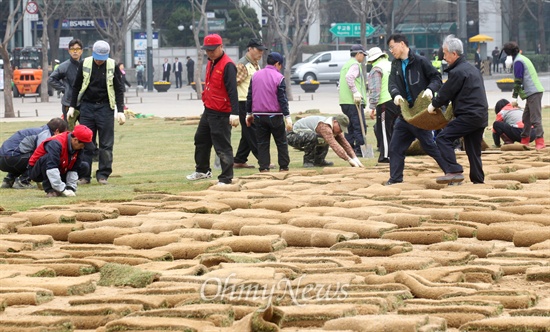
[28,124,93,197]
[187,34,239,185]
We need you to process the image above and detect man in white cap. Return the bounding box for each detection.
[367,47,398,164]
[68,40,126,185]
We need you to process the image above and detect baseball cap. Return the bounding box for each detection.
[367,47,387,62]
[202,34,222,50]
[54,59,60,64]
[333,114,349,134]
[92,40,110,61]
[247,38,268,51]
[268,52,284,66]
[72,125,94,148]
[350,44,367,56]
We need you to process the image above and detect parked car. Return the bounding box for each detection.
[290,50,350,84]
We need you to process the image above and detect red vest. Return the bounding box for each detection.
[202,53,233,113]
[29,132,79,174]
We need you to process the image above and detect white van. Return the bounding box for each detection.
[290,50,351,84]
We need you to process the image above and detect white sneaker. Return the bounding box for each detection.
[186,171,212,181]
[216,181,228,186]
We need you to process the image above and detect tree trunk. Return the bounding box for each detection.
[1,47,15,118]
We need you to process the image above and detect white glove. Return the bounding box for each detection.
[229,115,239,127]
[393,95,404,106]
[61,189,76,197]
[284,116,293,131]
[348,158,360,167]
[352,157,364,168]
[422,89,433,99]
[353,91,362,104]
[116,112,126,125]
[511,98,518,107]
[67,107,76,119]
[427,103,436,114]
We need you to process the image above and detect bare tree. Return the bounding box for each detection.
[1,0,25,118]
[46,0,71,67]
[253,0,320,101]
[371,0,420,37]
[345,0,384,47]
[189,0,208,99]
[522,0,546,53]
[82,0,145,62]
[37,0,64,102]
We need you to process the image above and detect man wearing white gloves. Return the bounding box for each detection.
[287,115,364,168]
[28,125,93,197]
[69,40,126,186]
[386,34,448,185]
[187,34,239,185]
[245,52,291,173]
[338,44,368,156]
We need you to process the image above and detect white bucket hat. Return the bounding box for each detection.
[367,47,387,62]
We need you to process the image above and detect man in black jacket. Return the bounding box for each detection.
[385,34,448,185]
[48,38,84,124]
[429,35,488,184]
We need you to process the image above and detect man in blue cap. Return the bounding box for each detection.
[68,40,126,185]
[245,52,292,173]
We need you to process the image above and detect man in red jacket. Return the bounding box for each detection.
[186,34,239,185]
[29,125,93,197]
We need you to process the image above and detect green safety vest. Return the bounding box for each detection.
[371,57,392,105]
[338,57,367,104]
[77,57,116,110]
[513,54,544,99]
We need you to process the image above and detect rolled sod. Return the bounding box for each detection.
[0,316,73,332]
[67,227,140,244]
[323,314,447,332]
[513,228,550,247]
[381,228,457,244]
[103,316,214,331]
[17,223,84,241]
[0,234,53,249]
[113,233,181,249]
[169,228,232,241]
[214,235,287,253]
[0,216,31,232]
[330,239,413,256]
[11,211,77,226]
[0,276,96,296]
[459,316,550,331]
[156,240,232,259]
[131,304,234,327]
[98,263,160,288]
[0,288,54,305]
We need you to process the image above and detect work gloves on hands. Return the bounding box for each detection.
[67,107,76,119]
[61,189,76,197]
[348,157,364,168]
[422,89,433,100]
[427,103,436,114]
[393,95,404,106]
[229,115,239,127]
[116,112,126,125]
[353,91,362,104]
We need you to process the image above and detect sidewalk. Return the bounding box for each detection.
[1,73,549,123]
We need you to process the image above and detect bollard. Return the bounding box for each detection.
[35,96,38,103]
[17,110,20,117]
[311,94,314,100]
[177,94,179,100]
[21,97,24,103]
[298,95,301,101]
[35,109,38,116]
[190,93,193,100]
[125,97,128,104]
[140,97,142,103]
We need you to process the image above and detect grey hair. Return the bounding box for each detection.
[443,35,463,55]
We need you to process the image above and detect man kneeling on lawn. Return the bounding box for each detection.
[28,125,92,197]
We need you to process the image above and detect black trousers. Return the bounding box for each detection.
[0,154,31,180]
[187,71,194,85]
[193,109,233,184]
[374,100,399,161]
[234,101,258,164]
[492,121,536,146]
[254,115,290,171]
[174,72,182,88]
[341,103,366,155]
[29,157,89,193]
[436,116,485,184]
[162,71,170,82]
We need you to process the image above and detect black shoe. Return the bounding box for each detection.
[377,158,389,164]
[384,180,401,186]
[1,177,15,188]
[314,160,334,167]
[436,173,464,184]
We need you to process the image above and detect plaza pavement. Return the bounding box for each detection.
[0,72,549,124]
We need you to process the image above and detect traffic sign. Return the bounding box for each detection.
[26,1,38,14]
[329,23,376,38]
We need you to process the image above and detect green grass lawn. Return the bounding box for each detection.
[2,106,548,212]
[1,114,379,211]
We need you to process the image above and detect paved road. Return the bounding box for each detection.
[1,72,548,123]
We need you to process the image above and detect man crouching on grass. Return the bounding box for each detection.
[28,125,93,197]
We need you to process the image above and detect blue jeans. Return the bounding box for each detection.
[78,102,114,181]
[341,103,366,154]
[389,117,448,183]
